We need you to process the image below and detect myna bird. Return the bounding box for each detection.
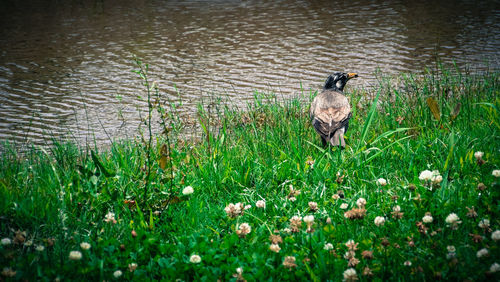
[309,72,358,148]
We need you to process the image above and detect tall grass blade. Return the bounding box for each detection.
[356,89,381,151]
[477,102,500,129]
[443,132,455,171]
[364,135,412,163]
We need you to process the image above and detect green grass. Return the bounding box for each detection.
[1,64,499,281]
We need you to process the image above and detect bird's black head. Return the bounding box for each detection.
[324,72,358,92]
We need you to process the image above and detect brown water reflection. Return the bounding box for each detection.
[0,0,498,146]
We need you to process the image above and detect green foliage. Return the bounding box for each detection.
[0,64,499,281]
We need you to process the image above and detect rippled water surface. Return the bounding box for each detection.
[1,0,499,146]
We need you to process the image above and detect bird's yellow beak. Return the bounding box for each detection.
[347,73,358,79]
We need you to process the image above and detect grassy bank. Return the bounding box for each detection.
[1,65,499,281]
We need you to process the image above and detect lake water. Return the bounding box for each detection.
[0,0,499,146]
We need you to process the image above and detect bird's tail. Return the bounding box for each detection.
[330,128,345,148]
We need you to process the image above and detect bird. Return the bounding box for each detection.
[309,72,358,148]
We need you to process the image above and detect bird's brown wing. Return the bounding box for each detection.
[310,90,351,139]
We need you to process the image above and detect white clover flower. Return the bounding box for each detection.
[474,151,484,160]
[433,175,443,184]
[24,240,33,247]
[431,170,443,185]
[431,175,443,184]
[289,215,302,232]
[303,215,315,224]
[490,262,500,273]
[283,256,297,269]
[356,198,366,208]
[68,250,82,261]
[113,270,122,278]
[225,203,244,218]
[35,245,45,252]
[493,170,500,177]
[345,239,355,246]
[374,216,385,226]
[289,196,297,202]
[105,212,115,220]
[80,242,91,250]
[128,263,138,272]
[308,201,318,211]
[445,213,462,230]
[445,213,461,225]
[404,260,412,266]
[104,212,116,223]
[422,215,433,223]
[344,251,353,260]
[269,243,281,253]
[343,268,357,281]
[393,205,401,212]
[236,267,243,275]
[237,223,252,236]
[376,178,387,186]
[478,219,490,229]
[255,200,266,208]
[492,230,500,241]
[190,254,201,263]
[447,245,456,252]
[340,203,348,209]
[182,186,194,195]
[419,170,433,181]
[476,248,489,258]
[324,243,334,250]
[1,238,12,246]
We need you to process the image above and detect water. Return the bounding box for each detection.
[0,0,499,146]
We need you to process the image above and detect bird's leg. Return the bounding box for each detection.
[339,127,346,149]
[321,137,327,147]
